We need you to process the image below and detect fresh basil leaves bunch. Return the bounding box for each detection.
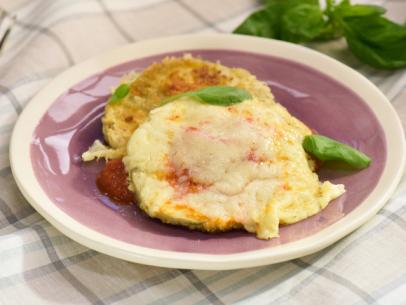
[234,0,406,70]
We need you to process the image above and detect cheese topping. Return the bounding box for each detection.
[123,97,345,239]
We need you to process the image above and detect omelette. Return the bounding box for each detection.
[83,55,345,240]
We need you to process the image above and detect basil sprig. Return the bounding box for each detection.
[303,135,371,169]
[107,84,130,105]
[162,86,252,106]
[234,0,406,70]
[343,16,406,70]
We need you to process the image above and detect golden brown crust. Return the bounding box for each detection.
[149,201,243,233]
[131,57,230,99]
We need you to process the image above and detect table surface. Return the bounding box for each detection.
[0,0,405,304]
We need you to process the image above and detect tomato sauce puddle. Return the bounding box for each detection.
[96,159,134,205]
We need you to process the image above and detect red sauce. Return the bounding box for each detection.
[166,167,205,197]
[246,148,267,163]
[96,159,134,205]
[185,126,199,132]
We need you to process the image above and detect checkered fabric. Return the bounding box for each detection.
[0,1,405,304]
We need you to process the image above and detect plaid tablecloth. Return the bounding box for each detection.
[1,1,406,304]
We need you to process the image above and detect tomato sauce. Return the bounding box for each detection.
[166,166,206,197]
[96,159,134,205]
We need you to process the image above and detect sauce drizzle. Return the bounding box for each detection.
[96,159,134,205]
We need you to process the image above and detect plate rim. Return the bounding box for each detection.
[10,33,405,270]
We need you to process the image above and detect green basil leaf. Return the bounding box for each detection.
[233,8,280,38]
[281,4,325,42]
[108,84,130,104]
[264,0,319,7]
[190,86,252,105]
[234,0,318,39]
[343,15,406,69]
[162,86,252,106]
[233,0,402,70]
[337,3,385,18]
[318,1,386,40]
[315,1,385,41]
[303,135,371,169]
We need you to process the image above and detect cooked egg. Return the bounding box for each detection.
[123,97,345,239]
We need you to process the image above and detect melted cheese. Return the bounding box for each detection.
[123,97,345,239]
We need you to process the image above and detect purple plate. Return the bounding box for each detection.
[31,50,386,255]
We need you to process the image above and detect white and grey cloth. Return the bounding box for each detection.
[0,0,406,304]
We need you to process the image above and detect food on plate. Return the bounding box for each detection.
[123,96,344,239]
[93,54,274,159]
[81,55,374,239]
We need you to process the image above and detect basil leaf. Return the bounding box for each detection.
[316,2,385,41]
[189,86,252,105]
[234,0,318,39]
[162,86,252,106]
[263,0,319,7]
[343,15,406,69]
[337,3,385,18]
[264,0,320,7]
[234,8,279,38]
[303,135,371,169]
[281,4,325,42]
[108,84,130,105]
